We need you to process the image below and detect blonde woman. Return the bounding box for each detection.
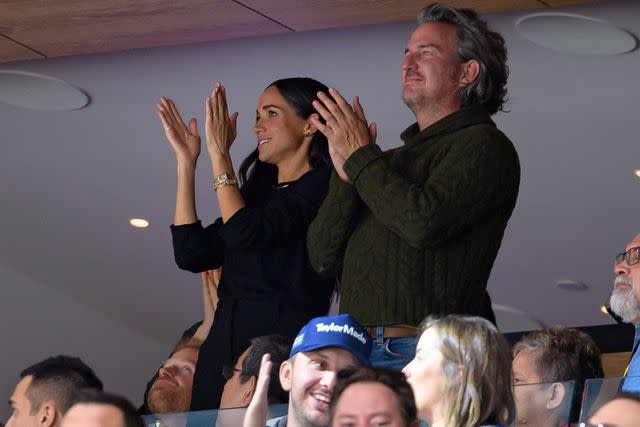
[402,315,515,427]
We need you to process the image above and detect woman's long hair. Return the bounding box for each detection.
[419,315,516,427]
[238,77,331,204]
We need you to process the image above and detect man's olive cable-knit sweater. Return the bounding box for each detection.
[307,106,520,325]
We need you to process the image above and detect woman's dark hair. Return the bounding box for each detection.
[238,77,331,203]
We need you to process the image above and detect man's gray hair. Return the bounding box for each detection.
[418,3,509,115]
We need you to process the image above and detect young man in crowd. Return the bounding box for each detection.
[219,335,292,409]
[512,326,604,426]
[609,232,640,393]
[61,389,143,427]
[5,355,103,427]
[307,2,520,368]
[329,366,419,427]
[243,314,372,427]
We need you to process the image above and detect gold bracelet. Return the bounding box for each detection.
[212,173,237,191]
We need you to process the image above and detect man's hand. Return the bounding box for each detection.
[193,269,220,342]
[311,89,376,182]
[242,354,272,427]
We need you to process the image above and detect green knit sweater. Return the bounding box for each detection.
[307,106,520,325]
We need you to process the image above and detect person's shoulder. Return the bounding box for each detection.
[266,414,287,427]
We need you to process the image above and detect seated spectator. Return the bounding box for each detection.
[62,389,143,427]
[586,393,640,427]
[242,314,372,427]
[220,334,293,409]
[329,366,419,427]
[610,232,640,393]
[402,315,514,427]
[5,355,103,427]
[146,338,201,414]
[512,326,604,426]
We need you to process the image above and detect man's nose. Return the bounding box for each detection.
[614,262,631,276]
[320,370,337,389]
[402,53,417,70]
[158,366,176,378]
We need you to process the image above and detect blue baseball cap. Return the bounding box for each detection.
[289,314,372,365]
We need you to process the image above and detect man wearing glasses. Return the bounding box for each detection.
[609,233,640,393]
[219,335,292,409]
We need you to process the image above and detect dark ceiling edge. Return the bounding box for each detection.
[232,0,296,31]
[0,32,47,58]
[504,323,635,353]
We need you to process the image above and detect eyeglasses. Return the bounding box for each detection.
[222,365,245,381]
[615,246,640,267]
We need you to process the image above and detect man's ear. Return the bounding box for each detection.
[458,59,480,86]
[242,375,258,407]
[38,401,58,427]
[546,382,566,410]
[280,360,293,392]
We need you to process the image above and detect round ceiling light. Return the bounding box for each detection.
[129,218,150,228]
[515,12,637,55]
[0,70,90,110]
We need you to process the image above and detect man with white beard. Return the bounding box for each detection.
[610,233,640,393]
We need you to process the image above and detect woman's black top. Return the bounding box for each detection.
[170,167,334,410]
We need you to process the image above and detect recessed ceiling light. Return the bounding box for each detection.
[515,13,637,56]
[600,305,609,315]
[0,70,90,110]
[129,218,150,228]
[634,169,640,178]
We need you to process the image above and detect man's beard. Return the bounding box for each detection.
[290,388,328,427]
[402,89,426,112]
[609,276,640,323]
[147,383,191,414]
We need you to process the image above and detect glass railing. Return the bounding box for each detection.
[142,404,288,427]
[143,378,640,427]
[579,376,628,423]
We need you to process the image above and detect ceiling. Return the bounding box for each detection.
[1,0,600,63]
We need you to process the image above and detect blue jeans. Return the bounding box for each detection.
[368,327,417,370]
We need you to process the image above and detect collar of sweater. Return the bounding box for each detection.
[400,105,493,145]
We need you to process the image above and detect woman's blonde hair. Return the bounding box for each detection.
[419,315,515,427]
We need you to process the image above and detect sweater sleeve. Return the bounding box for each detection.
[343,130,520,249]
[217,168,330,249]
[171,220,225,272]
[307,170,362,277]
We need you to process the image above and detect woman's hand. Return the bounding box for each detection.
[205,82,239,160]
[157,97,201,164]
[242,354,272,427]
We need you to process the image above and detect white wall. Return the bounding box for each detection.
[0,264,167,421]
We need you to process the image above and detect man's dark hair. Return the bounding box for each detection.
[239,334,293,404]
[329,366,417,426]
[20,355,103,415]
[513,326,604,422]
[418,3,509,115]
[69,389,144,427]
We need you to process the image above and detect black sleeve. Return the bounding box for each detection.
[171,219,225,273]
[217,168,331,249]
